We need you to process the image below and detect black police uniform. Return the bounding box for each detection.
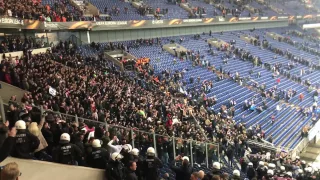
[142,155,163,180]
[53,142,82,165]
[11,129,40,159]
[105,160,125,180]
[87,147,109,169]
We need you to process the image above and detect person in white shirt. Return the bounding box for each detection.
[108,136,123,154]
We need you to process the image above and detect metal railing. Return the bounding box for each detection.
[0,97,220,168]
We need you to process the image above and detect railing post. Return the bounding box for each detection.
[0,97,5,123]
[105,122,108,131]
[153,132,157,157]
[172,137,176,165]
[218,143,220,163]
[206,143,209,168]
[131,128,134,148]
[40,105,44,117]
[75,115,79,127]
[190,140,193,167]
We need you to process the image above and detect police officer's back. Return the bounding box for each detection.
[11,120,40,159]
[170,156,193,180]
[105,152,125,180]
[247,162,256,179]
[86,139,109,169]
[52,133,83,165]
[142,147,163,180]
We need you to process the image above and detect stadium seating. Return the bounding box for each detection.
[79,26,319,151]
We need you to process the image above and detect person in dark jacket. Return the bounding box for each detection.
[247,162,256,180]
[105,152,125,180]
[86,139,109,169]
[121,144,134,168]
[203,162,221,180]
[0,122,16,162]
[52,133,83,165]
[131,148,143,180]
[142,147,163,180]
[126,161,138,180]
[11,120,40,159]
[170,155,193,180]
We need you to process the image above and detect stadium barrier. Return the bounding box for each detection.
[0,157,105,180]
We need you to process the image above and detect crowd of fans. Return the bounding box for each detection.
[0,0,85,22]
[0,28,320,179]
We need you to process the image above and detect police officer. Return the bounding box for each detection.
[105,152,125,180]
[11,120,40,159]
[278,166,286,177]
[231,170,241,180]
[170,155,193,180]
[296,169,304,180]
[52,133,83,165]
[247,162,256,180]
[256,161,266,179]
[121,144,133,168]
[86,139,110,169]
[142,147,163,180]
[203,162,221,179]
[131,148,143,180]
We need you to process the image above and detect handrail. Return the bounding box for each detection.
[1,99,218,146]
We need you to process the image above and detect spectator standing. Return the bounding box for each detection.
[126,161,138,180]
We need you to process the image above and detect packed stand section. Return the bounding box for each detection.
[0,0,85,21]
[0,35,51,53]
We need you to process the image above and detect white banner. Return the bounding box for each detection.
[49,86,57,96]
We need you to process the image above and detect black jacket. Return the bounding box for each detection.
[247,167,256,179]
[105,160,125,180]
[0,136,15,162]
[126,169,138,180]
[11,129,40,159]
[170,161,192,180]
[53,143,82,165]
[87,147,109,169]
[142,156,163,180]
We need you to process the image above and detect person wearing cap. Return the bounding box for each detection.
[105,152,125,180]
[247,162,256,180]
[11,120,40,159]
[52,133,83,165]
[86,139,110,169]
[170,155,193,180]
[231,170,241,180]
[142,147,163,180]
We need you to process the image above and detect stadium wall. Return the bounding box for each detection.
[86,20,288,42]
[0,20,288,44]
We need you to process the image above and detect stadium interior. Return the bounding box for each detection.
[0,0,320,179]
